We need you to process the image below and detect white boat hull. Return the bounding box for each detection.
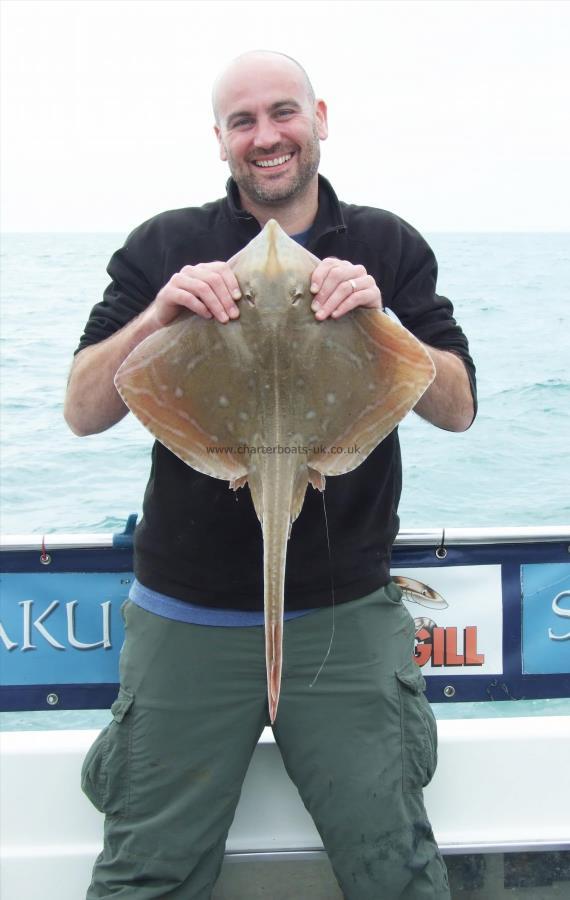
[1,715,569,899]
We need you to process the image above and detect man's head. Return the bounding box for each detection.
[213,51,328,210]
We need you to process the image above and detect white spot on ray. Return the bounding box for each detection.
[174,387,183,398]
[219,395,230,407]
[306,410,316,420]
[239,411,249,421]
[326,392,336,405]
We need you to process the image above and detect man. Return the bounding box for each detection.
[66,50,476,900]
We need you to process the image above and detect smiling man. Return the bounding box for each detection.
[213,53,326,219]
[66,50,475,899]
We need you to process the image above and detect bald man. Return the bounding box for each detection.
[68,50,475,899]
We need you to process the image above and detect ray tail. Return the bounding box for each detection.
[259,456,307,724]
[266,620,283,725]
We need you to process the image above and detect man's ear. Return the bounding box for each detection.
[214,125,228,161]
[315,99,329,141]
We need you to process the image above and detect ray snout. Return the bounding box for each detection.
[255,219,289,279]
[236,219,316,283]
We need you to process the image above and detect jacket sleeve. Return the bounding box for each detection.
[74,225,159,354]
[389,220,477,413]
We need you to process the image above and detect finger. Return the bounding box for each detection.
[316,276,381,320]
[309,258,341,294]
[180,264,241,317]
[311,265,347,311]
[191,279,234,323]
[314,278,358,320]
[171,275,231,323]
[215,263,243,304]
[197,262,243,311]
[167,288,213,320]
[312,263,366,308]
[200,269,240,319]
[330,291,371,319]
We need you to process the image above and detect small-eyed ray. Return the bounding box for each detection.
[115,220,435,722]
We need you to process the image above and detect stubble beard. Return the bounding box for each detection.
[230,128,321,207]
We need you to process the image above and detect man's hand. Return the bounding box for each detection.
[309,258,383,320]
[64,261,243,436]
[143,261,242,329]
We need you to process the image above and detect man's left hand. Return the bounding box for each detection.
[310,258,383,320]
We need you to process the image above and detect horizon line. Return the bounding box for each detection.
[2,229,570,236]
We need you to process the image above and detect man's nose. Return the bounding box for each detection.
[252,116,281,149]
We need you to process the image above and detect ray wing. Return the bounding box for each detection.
[115,311,251,483]
[305,309,435,476]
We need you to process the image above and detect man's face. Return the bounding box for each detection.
[214,58,328,207]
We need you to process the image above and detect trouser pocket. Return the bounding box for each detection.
[396,663,438,792]
[81,687,134,816]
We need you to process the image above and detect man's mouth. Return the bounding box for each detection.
[252,153,293,169]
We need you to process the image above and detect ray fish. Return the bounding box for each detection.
[115,220,435,722]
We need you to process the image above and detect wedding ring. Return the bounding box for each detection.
[349,278,357,293]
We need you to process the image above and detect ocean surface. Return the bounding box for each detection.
[1,231,569,536]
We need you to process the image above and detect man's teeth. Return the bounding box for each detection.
[254,154,292,168]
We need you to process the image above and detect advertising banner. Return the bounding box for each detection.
[2,543,570,708]
[522,563,570,675]
[0,572,130,685]
[391,564,503,675]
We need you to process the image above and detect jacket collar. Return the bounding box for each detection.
[225,174,347,242]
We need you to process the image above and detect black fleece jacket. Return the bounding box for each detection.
[76,176,476,610]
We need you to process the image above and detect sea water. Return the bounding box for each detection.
[1,231,569,535]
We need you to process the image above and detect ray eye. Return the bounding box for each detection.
[291,288,304,305]
[244,289,256,307]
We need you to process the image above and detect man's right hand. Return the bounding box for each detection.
[143,261,242,328]
[64,261,242,436]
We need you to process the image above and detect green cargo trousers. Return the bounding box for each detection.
[82,584,450,899]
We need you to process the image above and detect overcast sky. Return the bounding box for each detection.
[1,0,569,232]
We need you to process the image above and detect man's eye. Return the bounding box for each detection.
[233,118,253,129]
[275,109,294,118]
